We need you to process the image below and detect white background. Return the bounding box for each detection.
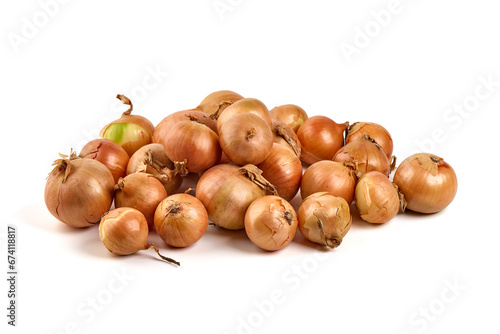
[1,1,499,333]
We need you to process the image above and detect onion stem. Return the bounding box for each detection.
[146,244,180,266]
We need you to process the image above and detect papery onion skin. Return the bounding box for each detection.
[114,173,168,229]
[219,113,273,166]
[271,120,301,157]
[216,98,272,133]
[300,160,357,204]
[345,122,394,159]
[297,192,352,248]
[244,196,298,251]
[45,152,115,228]
[355,171,399,224]
[153,109,217,141]
[79,138,129,184]
[154,193,209,247]
[196,164,276,230]
[297,116,349,165]
[269,104,308,133]
[196,90,244,116]
[257,143,302,201]
[333,134,391,178]
[393,153,458,214]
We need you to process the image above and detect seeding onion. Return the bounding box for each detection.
[197,90,244,116]
[79,138,129,184]
[345,122,394,159]
[269,104,308,133]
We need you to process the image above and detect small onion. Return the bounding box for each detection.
[154,193,209,247]
[355,171,399,224]
[345,122,394,159]
[244,196,298,251]
[297,115,348,165]
[216,98,272,133]
[393,153,458,214]
[79,138,129,184]
[100,95,155,156]
[196,90,244,116]
[271,120,301,157]
[269,104,308,133]
[257,143,302,201]
[219,113,273,166]
[44,150,115,228]
[196,164,277,230]
[300,160,357,204]
[114,173,167,229]
[297,192,352,248]
[333,134,393,178]
[99,207,179,265]
[127,143,183,195]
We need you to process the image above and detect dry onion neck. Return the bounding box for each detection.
[209,100,235,120]
[146,243,180,266]
[50,149,78,182]
[274,124,301,157]
[239,164,278,196]
[284,211,294,226]
[173,159,189,177]
[116,94,133,115]
[361,134,383,150]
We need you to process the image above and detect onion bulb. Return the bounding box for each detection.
[393,153,458,214]
[345,122,394,159]
[196,164,277,230]
[114,173,167,229]
[300,160,357,204]
[269,104,308,133]
[44,150,115,228]
[297,116,348,165]
[297,192,352,248]
[355,171,399,223]
[219,113,273,166]
[99,208,179,265]
[216,98,272,133]
[154,193,209,247]
[271,120,301,157]
[100,95,155,156]
[153,109,217,140]
[244,196,298,251]
[197,90,244,116]
[79,138,129,184]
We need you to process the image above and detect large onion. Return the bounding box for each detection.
[79,138,129,184]
[345,122,394,159]
[196,90,244,116]
[216,98,272,133]
[269,104,308,133]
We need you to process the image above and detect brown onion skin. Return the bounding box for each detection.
[333,135,391,178]
[114,173,167,229]
[153,109,218,141]
[79,138,129,184]
[345,122,394,159]
[355,171,399,224]
[257,143,302,201]
[297,116,349,165]
[393,153,458,214]
[196,164,269,230]
[154,193,209,247]
[219,113,273,166]
[271,120,302,157]
[216,98,272,133]
[244,196,298,251]
[300,160,357,204]
[196,90,244,115]
[269,104,308,133]
[45,155,115,228]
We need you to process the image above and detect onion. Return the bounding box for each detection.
[100,95,155,156]
[269,104,308,133]
[196,164,277,230]
[300,160,357,204]
[196,90,244,116]
[114,173,167,229]
[216,98,272,133]
[154,193,209,247]
[79,138,129,184]
[271,120,301,157]
[99,207,179,265]
[297,115,348,165]
[297,192,352,248]
[345,122,394,159]
[257,143,302,201]
[333,134,393,178]
[153,109,217,140]
[44,150,115,228]
[219,113,273,166]
[355,171,399,223]
[162,115,221,175]
[393,153,458,214]
[127,143,183,195]
[244,196,298,251]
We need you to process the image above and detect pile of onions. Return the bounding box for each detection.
[79,138,129,184]
[333,134,393,178]
[196,164,277,230]
[300,160,357,204]
[271,120,301,157]
[100,95,155,156]
[215,98,272,133]
[45,150,115,228]
[297,115,349,165]
[196,90,244,116]
[257,143,302,201]
[393,153,458,214]
[345,122,394,159]
[269,104,308,133]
